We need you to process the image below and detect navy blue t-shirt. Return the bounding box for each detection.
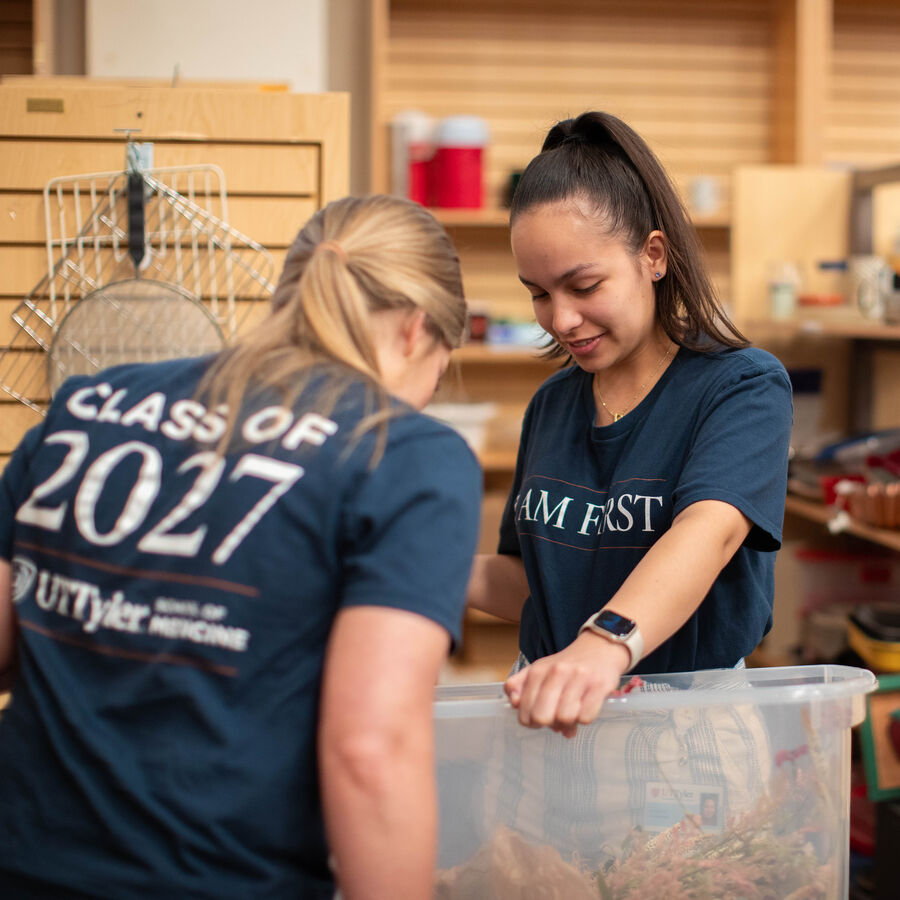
[0,356,482,899]
[499,346,792,673]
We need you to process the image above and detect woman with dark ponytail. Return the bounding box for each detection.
[467,112,792,737]
[0,195,482,899]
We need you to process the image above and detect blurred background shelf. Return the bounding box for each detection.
[478,449,518,474]
[747,319,900,342]
[785,494,900,554]
[430,207,731,230]
[452,344,549,364]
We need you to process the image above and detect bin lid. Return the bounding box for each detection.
[433,664,876,718]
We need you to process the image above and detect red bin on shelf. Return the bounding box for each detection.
[428,116,489,209]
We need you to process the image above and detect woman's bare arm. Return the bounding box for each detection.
[506,499,753,736]
[318,605,451,900]
[465,553,529,623]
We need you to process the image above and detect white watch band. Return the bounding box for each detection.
[578,612,644,672]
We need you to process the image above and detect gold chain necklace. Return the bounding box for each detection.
[595,344,675,422]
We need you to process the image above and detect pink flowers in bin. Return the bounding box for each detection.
[775,744,810,768]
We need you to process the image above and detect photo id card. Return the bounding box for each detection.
[643,782,724,833]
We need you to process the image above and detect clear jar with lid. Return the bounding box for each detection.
[768,261,802,319]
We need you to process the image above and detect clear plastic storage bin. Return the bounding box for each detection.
[433,665,875,899]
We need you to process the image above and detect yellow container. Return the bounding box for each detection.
[847,617,900,672]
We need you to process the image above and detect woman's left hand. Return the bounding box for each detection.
[504,632,631,738]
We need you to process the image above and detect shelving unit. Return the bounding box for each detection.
[366,0,900,669]
[368,0,756,323]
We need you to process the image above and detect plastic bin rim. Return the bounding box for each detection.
[433,664,877,718]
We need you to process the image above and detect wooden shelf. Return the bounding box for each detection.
[432,207,729,231]
[785,494,900,553]
[479,449,517,473]
[746,318,900,343]
[453,344,553,365]
[431,208,510,227]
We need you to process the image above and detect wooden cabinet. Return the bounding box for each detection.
[0,81,349,470]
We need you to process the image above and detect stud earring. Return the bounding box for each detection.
[655,272,662,279]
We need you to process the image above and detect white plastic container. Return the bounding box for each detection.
[425,402,496,454]
[390,109,435,204]
[433,665,875,899]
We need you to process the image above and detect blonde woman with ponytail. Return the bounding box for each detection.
[0,195,482,900]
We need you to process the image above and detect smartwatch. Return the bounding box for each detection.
[578,609,643,672]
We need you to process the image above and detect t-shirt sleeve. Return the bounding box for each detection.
[0,421,48,561]
[673,354,792,551]
[338,427,483,646]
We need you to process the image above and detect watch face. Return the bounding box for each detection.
[595,610,635,637]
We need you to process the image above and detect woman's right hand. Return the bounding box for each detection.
[504,630,630,738]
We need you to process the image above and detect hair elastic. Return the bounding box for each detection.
[316,240,347,262]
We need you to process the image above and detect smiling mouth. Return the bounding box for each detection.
[565,334,605,352]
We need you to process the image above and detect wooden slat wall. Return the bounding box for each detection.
[377,0,771,318]
[829,1,900,167]
[0,81,349,471]
[0,0,32,76]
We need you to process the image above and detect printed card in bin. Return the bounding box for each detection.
[432,666,875,900]
[643,783,724,833]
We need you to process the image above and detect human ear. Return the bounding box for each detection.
[643,230,668,278]
[401,308,429,358]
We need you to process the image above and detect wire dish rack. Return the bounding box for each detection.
[0,143,276,414]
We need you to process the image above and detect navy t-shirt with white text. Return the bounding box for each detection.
[0,356,482,899]
[498,346,792,673]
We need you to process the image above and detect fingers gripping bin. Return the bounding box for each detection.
[433,666,876,899]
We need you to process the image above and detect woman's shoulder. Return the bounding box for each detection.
[685,345,789,383]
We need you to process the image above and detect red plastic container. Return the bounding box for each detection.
[407,149,431,206]
[428,116,488,209]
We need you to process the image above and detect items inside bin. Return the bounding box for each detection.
[433,669,869,898]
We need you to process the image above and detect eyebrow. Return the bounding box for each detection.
[519,262,597,288]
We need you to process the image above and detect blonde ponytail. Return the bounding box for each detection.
[199,195,466,451]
